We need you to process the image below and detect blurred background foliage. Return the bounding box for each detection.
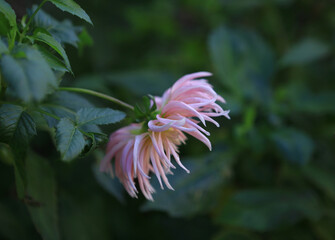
[1,0,335,239]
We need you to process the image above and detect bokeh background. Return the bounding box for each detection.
[1,0,335,239]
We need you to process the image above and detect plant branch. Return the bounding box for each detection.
[19,0,48,43]
[58,87,134,110]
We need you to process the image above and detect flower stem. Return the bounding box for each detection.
[58,87,134,110]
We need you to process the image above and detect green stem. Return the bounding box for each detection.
[19,0,48,43]
[8,27,17,50]
[58,87,134,110]
[35,108,61,120]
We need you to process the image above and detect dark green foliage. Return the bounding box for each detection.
[92,163,125,203]
[1,0,335,239]
[272,128,314,165]
[1,45,57,102]
[26,153,60,240]
[280,38,330,66]
[142,153,233,217]
[209,26,274,103]
[0,104,36,145]
[217,189,321,231]
[0,104,36,198]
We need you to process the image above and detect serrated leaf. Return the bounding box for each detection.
[0,104,36,146]
[34,32,71,72]
[272,128,314,165]
[280,38,330,66]
[0,38,8,54]
[33,32,71,72]
[36,45,68,72]
[40,91,94,127]
[0,0,16,27]
[0,104,36,198]
[32,7,81,46]
[77,108,125,126]
[0,45,57,102]
[48,0,92,25]
[26,153,60,240]
[56,118,85,161]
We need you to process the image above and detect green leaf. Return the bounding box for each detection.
[36,45,68,73]
[208,26,274,103]
[0,0,16,27]
[0,12,10,36]
[26,153,60,240]
[142,152,233,217]
[48,0,92,25]
[0,104,36,147]
[280,38,330,66]
[56,118,85,161]
[40,91,94,127]
[0,45,57,102]
[0,38,8,54]
[77,108,125,126]
[302,165,335,201]
[0,104,36,198]
[33,32,71,72]
[283,84,335,114]
[272,128,314,165]
[78,28,93,55]
[216,189,321,232]
[31,7,81,46]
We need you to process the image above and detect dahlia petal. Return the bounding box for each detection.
[156,132,176,169]
[152,149,174,190]
[133,134,147,175]
[166,140,190,173]
[150,148,164,189]
[148,119,173,132]
[163,101,206,125]
[185,118,210,136]
[172,72,212,91]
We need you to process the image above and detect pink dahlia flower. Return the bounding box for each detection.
[100,124,187,200]
[148,72,230,150]
[101,72,229,200]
